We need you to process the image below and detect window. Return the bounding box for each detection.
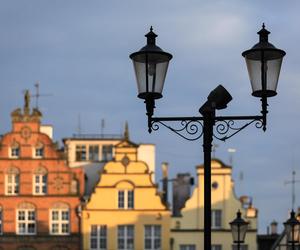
[212,245,222,250]
[102,145,113,161]
[90,225,107,250]
[6,170,19,195]
[10,142,20,158]
[179,245,196,250]
[118,190,134,209]
[118,225,134,250]
[128,190,134,209]
[17,209,36,235]
[33,174,47,195]
[89,145,99,161]
[211,210,222,228]
[76,145,86,161]
[11,146,20,157]
[144,225,161,250]
[0,207,2,235]
[232,245,248,250]
[35,146,44,158]
[33,167,47,195]
[50,209,70,235]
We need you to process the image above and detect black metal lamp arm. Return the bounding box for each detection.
[145,96,267,141]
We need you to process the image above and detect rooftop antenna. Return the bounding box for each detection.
[212,143,219,158]
[228,148,236,166]
[101,119,105,137]
[228,148,244,194]
[284,170,300,211]
[31,81,53,109]
[77,114,82,135]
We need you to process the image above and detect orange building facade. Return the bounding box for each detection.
[0,92,84,250]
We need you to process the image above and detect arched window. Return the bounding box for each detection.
[17,202,36,235]
[50,203,70,235]
[118,190,134,209]
[5,167,20,195]
[10,141,20,158]
[33,166,47,195]
[34,142,44,158]
[116,181,135,210]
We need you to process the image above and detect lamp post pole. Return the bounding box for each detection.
[202,106,215,248]
[130,25,285,250]
[237,225,241,250]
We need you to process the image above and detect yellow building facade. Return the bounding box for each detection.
[82,138,170,250]
[171,159,258,250]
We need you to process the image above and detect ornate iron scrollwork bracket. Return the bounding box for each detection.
[151,119,204,141]
[150,115,263,142]
[213,118,263,141]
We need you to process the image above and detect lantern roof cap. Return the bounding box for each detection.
[242,24,286,59]
[230,210,249,226]
[284,210,300,226]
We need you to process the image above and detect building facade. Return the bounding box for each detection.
[0,92,84,250]
[81,137,171,250]
[63,123,156,182]
[170,159,258,250]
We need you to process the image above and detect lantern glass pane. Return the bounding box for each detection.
[231,224,248,243]
[231,224,239,242]
[132,52,171,99]
[239,223,248,242]
[244,50,283,97]
[286,224,300,243]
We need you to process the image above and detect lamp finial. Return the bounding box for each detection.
[145,26,157,45]
[124,121,129,141]
[24,90,30,114]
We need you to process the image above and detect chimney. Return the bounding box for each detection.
[270,220,278,235]
[172,173,193,216]
[161,162,169,204]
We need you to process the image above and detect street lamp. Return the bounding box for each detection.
[230,210,249,250]
[242,23,286,129]
[284,210,300,249]
[130,24,285,250]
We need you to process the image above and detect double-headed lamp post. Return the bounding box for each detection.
[230,210,249,250]
[130,25,285,250]
[284,210,300,249]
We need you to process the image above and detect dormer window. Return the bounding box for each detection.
[118,190,134,209]
[34,142,44,158]
[10,141,20,158]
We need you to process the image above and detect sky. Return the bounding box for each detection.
[0,0,300,234]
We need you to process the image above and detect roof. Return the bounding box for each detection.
[62,134,123,142]
[75,162,106,198]
[196,158,232,169]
